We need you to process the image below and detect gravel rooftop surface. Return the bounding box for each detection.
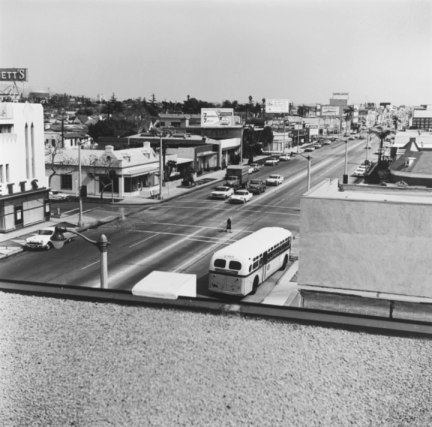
[0,292,431,426]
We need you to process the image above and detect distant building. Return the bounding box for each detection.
[0,103,49,233]
[411,108,432,130]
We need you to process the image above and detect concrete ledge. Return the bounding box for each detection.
[300,290,391,317]
[393,301,432,322]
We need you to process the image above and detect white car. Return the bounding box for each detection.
[49,191,73,201]
[229,189,253,204]
[211,185,234,200]
[265,158,279,166]
[249,163,263,172]
[279,154,291,161]
[24,226,75,251]
[304,146,315,152]
[266,174,284,186]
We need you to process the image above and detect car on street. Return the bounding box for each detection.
[304,146,315,152]
[279,154,291,161]
[229,189,253,204]
[247,179,266,195]
[322,139,331,145]
[313,143,322,149]
[265,157,280,166]
[49,191,73,201]
[24,226,75,251]
[266,174,284,186]
[211,185,234,200]
[249,162,263,172]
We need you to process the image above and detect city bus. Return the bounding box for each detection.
[208,227,292,296]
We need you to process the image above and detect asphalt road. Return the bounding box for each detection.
[0,136,377,302]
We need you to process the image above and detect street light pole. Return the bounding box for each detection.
[343,140,348,184]
[296,152,312,191]
[51,227,110,289]
[78,143,84,227]
[159,134,163,199]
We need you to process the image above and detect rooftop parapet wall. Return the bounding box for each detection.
[299,179,432,299]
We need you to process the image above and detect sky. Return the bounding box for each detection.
[1,0,431,106]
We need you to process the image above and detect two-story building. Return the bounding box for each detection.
[0,102,49,233]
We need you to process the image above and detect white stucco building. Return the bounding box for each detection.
[46,143,178,200]
[0,102,49,232]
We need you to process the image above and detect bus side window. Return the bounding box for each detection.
[263,252,268,264]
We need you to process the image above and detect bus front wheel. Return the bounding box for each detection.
[280,255,289,270]
[251,276,259,294]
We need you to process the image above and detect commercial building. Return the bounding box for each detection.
[46,143,180,200]
[411,107,432,130]
[299,178,432,301]
[0,102,49,232]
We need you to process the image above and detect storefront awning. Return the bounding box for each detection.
[196,151,217,157]
[176,157,193,165]
[122,164,159,178]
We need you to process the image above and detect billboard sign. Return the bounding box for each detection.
[201,108,234,127]
[332,92,349,100]
[265,99,290,114]
[321,105,340,116]
[0,68,27,82]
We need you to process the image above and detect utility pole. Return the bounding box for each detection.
[159,135,163,199]
[77,143,84,227]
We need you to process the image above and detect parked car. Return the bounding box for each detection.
[304,146,315,152]
[211,185,234,200]
[321,139,331,145]
[229,189,253,204]
[25,226,75,251]
[313,143,322,149]
[265,157,280,166]
[279,154,291,161]
[247,179,266,195]
[49,191,73,201]
[266,174,284,186]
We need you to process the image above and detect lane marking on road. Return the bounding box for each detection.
[132,221,256,233]
[128,233,159,248]
[81,260,99,270]
[133,228,240,243]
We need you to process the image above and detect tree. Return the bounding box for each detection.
[369,126,395,164]
[45,146,76,188]
[343,106,355,135]
[88,154,119,201]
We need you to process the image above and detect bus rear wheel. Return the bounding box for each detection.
[251,276,259,294]
[280,254,289,270]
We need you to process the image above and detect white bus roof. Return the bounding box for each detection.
[213,227,292,260]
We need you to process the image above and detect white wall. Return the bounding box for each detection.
[0,102,47,194]
[299,180,432,299]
